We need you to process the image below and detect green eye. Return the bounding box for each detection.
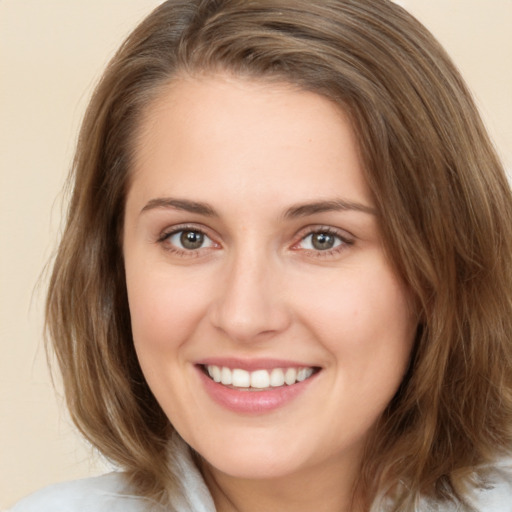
[180,230,205,250]
[167,229,214,250]
[299,231,345,251]
[311,233,337,250]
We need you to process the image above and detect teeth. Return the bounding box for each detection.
[250,369,270,389]
[221,366,232,385]
[232,369,250,387]
[206,365,315,389]
[210,365,221,383]
[284,368,297,385]
[297,368,314,382]
[269,368,285,387]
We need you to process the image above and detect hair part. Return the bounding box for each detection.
[46,0,512,509]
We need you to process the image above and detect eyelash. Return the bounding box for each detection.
[157,224,218,257]
[291,226,354,257]
[157,225,353,258]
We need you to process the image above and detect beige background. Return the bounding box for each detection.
[1,0,511,508]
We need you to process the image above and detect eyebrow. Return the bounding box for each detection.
[140,197,377,218]
[283,199,377,218]
[140,198,217,216]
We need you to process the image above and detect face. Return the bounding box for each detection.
[123,75,416,484]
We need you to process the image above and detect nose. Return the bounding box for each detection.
[208,248,291,343]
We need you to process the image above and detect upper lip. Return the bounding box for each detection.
[196,357,319,372]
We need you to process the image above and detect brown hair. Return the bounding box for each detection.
[46,0,512,509]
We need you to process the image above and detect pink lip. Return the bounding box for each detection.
[195,363,319,414]
[196,357,314,371]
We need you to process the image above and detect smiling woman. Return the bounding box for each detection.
[123,78,417,496]
[9,1,512,512]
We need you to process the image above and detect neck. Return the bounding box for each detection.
[200,457,365,512]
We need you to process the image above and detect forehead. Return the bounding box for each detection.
[128,74,372,212]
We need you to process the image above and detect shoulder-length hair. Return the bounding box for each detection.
[46,0,512,509]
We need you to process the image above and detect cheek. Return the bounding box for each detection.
[125,265,209,354]
[294,258,416,365]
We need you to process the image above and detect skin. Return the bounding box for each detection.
[123,74,417,512]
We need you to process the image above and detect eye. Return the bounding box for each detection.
[293,227,353,254]
[163,228,216,251]
[301,232,342,251]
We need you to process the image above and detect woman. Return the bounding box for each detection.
[11,0,512,511]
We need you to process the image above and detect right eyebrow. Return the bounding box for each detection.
[140,197,217,217]
[283,199,377,219]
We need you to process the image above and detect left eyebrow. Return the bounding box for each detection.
[140,197,217,216]
[283,199,377,219]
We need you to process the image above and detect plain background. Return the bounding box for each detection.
[1,0,511,508]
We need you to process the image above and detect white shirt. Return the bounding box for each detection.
[8,445,512,512]
[8,439,216,512]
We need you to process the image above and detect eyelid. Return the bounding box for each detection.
[155,222,354,258]
[157,223,221,254]
[291,225,354,254]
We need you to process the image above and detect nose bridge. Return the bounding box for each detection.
[209,241,289,342]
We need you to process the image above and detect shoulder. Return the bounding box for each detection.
[471,459,512,512]
[8,473,150,512]
[418,459,512,512]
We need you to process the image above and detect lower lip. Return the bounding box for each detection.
[196,367,318,414]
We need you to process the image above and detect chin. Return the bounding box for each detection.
[205,453,305,480]
[191,431,322,481]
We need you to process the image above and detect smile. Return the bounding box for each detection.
[197,362,321,413]
[204,365,317,390]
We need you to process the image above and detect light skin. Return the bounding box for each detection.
[123,74,417,512]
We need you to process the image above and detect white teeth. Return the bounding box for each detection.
[297,367,313,382]
[206,365,315,389]
[232,369,250,387]
[284,367,297,385]
[221,366,232,385]
[250,369,270,389]
[269,368,285,387]
[210,365,221,382]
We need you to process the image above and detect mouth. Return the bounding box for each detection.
[201,364,321,391]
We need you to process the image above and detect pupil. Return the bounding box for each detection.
[180,230,204,249]
[312,233,335,250]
